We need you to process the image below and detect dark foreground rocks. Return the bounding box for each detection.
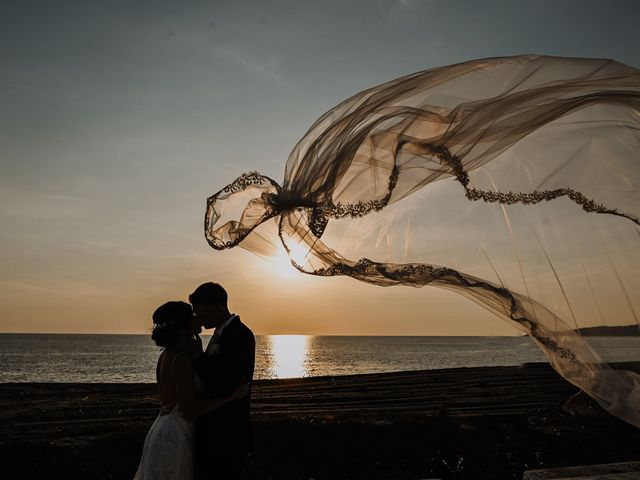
[1,363,638,479]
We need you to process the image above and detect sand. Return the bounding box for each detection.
[1,362,639,479]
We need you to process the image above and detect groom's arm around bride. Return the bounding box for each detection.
[190,282,256,480]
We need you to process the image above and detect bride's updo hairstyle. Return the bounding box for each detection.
[151,301,193,348]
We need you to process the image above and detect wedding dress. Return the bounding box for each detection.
[133,402,193,480]
[134,353,201,480]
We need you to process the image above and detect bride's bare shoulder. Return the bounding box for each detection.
[167,350,194,377]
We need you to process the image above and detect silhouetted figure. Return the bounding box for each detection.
[191,282,256,480]
[134,301,248,480]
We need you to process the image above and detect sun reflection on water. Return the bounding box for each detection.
[270,335,310,378]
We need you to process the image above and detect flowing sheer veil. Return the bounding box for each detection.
[204,55,640,427]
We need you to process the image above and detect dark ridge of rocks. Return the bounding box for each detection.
[1,362,639,479]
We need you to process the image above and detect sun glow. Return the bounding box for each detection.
[267,242,311,278]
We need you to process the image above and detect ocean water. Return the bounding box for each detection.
[0,334,638,383]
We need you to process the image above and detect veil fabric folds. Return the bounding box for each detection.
[204,55,640,427]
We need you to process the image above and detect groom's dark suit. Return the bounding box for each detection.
[193,316,255,480]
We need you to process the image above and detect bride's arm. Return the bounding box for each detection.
[173,354,248,419]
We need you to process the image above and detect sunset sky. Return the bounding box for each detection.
[1,0,639,335]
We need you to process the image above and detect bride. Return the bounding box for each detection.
[134,301,249,479]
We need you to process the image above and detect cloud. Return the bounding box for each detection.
[377,0,433,19]
[0,186,86,219]
[213,45,286,86]
[0,280,102,298]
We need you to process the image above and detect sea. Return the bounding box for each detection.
[0,334,638,383]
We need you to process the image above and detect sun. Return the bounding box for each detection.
[267,242,310,278]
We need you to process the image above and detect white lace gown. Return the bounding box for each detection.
[134,353,205,480]
[133,401,194,480]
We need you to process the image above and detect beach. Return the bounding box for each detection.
[1,363,639,479]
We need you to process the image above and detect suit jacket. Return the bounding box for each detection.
[193,317,255,454]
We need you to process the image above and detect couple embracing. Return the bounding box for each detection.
[134,282,256,480]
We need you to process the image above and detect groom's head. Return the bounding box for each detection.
[189,282,230,329]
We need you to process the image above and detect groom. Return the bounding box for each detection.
[190,282,256,480]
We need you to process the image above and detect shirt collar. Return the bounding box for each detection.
[215,313,237,337]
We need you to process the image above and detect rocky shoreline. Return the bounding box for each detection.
[1,363,639,479]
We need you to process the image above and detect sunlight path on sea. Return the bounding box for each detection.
[265,335,310,379]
